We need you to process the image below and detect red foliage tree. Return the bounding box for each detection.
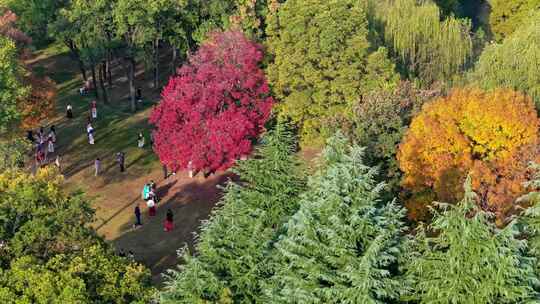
[0,9,31,47]
[149,30,273,175]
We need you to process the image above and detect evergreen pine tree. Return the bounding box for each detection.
[160,124,306,303]
[518,163,540,276]
[404,176,539,303]
[265,133,406,303]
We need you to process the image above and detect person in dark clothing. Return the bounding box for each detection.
[116,152,125,172]
[66,104,73,118]
[164,209,174,232]
[134,204,142,227]
[38,127,44,143]
[136,87,142,102]
[27,130,34,143]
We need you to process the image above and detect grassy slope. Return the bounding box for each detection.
[27,43,229,284]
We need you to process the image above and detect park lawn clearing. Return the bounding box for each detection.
[28,43,230,284]
[28,43,322,285]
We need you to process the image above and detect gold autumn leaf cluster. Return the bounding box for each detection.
[398,88,540,225]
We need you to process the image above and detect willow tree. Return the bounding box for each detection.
[471,13,540,106]
[376,0,473,85]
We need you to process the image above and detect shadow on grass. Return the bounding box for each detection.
[111,173,233,284]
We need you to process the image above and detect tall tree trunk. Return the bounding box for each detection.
[106,51,113,87]
[90,64,99,100]
[99,62,108,104]
[171,45,177,75]
[128,57,136,112]
[79,60,88,82]
[105,31,114,86]
[65,40,87,81]
[153,38,159,89]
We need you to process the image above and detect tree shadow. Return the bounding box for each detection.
[111,173,234,285]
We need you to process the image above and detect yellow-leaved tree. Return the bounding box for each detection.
[398,88,540,225]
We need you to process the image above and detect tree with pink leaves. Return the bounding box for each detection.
[150,30,273,176]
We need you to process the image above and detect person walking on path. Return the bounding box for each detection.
[49,125,56,143]
[147,197,156,217]
[94,158,101,176]
[47,138,54,154]
[37,127,45,145]
[164,209,174,232]
[136,87,143,103]
[90,100,97,120]
[66,104,73,119]
[88,130,95,145]
[54,155,61,170]
[35,145,44,166]
[137,132,144,148]
[43,141,49,162]
[116,152,125,172]
[86,122,94,134]
[149,180,158,203]
[134,204,142,228]
[86,122,95,145]
[141,183,150,200]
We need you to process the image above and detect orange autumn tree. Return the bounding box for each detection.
[0,9,56,129]
[19,75,56,129]
[398,88,540,225]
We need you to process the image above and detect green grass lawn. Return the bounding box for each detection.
[28,42,163,227]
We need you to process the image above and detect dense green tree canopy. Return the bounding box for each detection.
[0,138,30,171]
[404,177,539,303]
[472,13,540,106]
[353,81,442,192]
[267,0,398,146]
[434,0,462,16]
[0,169,154,303]
[489,0,540,41]
[265,133,406,303]
[0,0,65,44]
[0,36,28,132]
[160,125,306,303]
